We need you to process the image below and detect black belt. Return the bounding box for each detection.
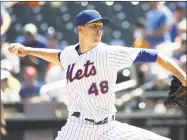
[71,112,114,125]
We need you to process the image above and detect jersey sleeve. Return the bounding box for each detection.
[108,46,158,70]
[58,50,66,69]
[108,46,140,70]
[133,49,158,63]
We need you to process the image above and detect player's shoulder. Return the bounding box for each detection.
[97,42,117,51]
[63,43,78,52]
[97,42,131,52]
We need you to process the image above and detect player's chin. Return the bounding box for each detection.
[94,37,101,42]
[94,39,101,44]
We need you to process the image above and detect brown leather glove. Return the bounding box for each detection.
[164,76,187,107]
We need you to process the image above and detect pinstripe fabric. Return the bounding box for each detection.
[55,116,171,140]
[59,43,120,122]
[56,42,171,140]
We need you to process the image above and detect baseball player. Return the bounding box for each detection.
[9,10,186,140]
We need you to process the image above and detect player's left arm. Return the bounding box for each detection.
[132,49,186,86]
[156,52,186,86]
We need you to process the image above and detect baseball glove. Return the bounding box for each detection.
[164,76,187,107]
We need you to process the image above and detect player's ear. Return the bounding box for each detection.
[77,26,83,33]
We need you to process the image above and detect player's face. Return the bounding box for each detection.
[81,20,104,43]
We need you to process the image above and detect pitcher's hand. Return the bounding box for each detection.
[0,127,7,136]
[8,43,29,57]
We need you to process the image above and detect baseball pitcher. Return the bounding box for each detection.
[9,10,186,140]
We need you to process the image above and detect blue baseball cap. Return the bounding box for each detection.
[76,10,112,28]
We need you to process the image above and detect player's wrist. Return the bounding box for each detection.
[25,47,32,56]
[182,81,187,87]
[182,75,187,87]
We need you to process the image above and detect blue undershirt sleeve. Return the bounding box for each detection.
[133,49,158,63]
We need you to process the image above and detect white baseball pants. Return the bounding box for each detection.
[55,116,171,140]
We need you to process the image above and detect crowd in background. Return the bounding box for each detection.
[0,2,186,135]
[1,1,186,102]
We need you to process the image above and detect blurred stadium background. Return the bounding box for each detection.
[1,1,186,140]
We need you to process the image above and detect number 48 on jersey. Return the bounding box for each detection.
[88,81,108,96]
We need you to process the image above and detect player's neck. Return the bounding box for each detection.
[79,40,97,54]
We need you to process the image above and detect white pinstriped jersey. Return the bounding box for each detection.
[59,42,140,122]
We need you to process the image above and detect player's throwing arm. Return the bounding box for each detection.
[8,43,61,65]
